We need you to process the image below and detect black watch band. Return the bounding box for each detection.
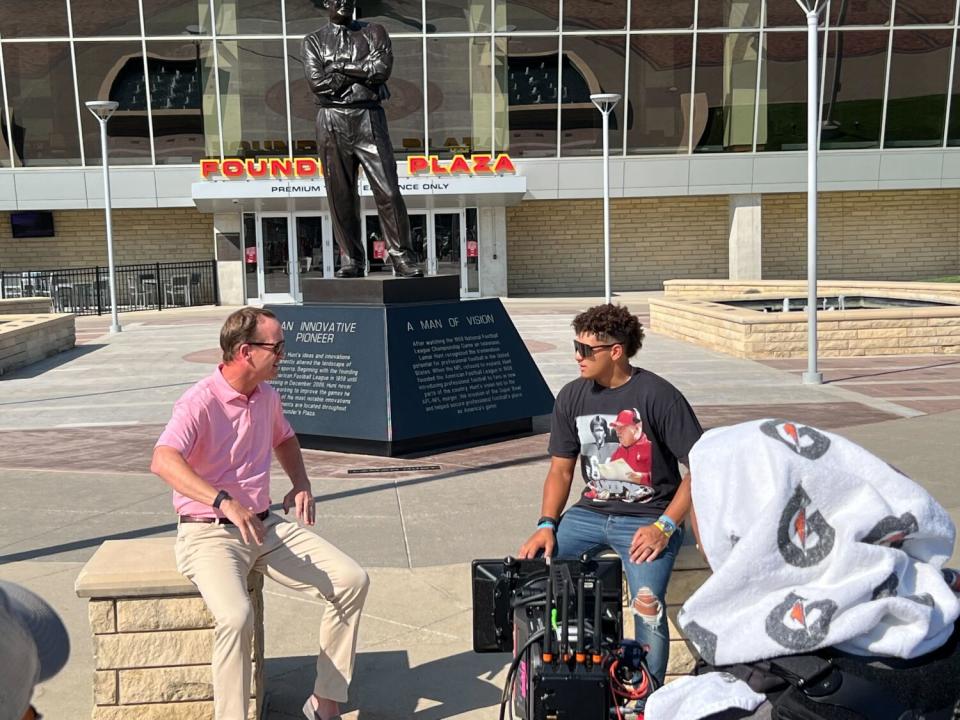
[537,515,559,528]
[212,490,232,509]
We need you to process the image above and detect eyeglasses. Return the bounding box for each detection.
[573,339,619,358]
[247,340,285,356]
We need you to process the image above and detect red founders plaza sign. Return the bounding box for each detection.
[200,153,517,180]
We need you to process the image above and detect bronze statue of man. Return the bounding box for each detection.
[302,0,423,278]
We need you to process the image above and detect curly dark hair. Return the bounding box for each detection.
[572,304,644,358]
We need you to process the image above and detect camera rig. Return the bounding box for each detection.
[472,556,657,720]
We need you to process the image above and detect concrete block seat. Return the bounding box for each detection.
[75,539,263,720]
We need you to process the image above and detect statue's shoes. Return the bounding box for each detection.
[393,260,423,278]
[335,265,364,278]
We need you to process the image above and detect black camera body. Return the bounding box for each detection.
[472,556,642,720]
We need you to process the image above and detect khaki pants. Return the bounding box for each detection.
[176,513,369,720]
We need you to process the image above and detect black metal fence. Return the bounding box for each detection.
[0,260,219,316]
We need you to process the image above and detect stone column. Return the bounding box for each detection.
[214,212,246,305]
[728,194,762,280]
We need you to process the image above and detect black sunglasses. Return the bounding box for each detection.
[247,340,285,356]
[573,339,619,358]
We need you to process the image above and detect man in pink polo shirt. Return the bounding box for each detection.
[152,307,368,720]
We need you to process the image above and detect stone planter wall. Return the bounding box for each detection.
[0,313,75,375]
[76,539,264,720]
[0,297,53,313]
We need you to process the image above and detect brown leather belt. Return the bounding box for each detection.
[179,510,270,525]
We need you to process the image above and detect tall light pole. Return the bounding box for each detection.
[591,93,621,305]
[85,100,122,334]
[797,0,824,384]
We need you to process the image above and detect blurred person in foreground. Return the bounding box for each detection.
[0,580,70,720]
[646,419,960,720]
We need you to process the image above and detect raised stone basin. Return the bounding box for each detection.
[0,311,76,375]
[650,281,960,359]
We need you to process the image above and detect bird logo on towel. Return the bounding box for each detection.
[862,513,919,548]
[765,592,838,651]
[679,619,718,666]
[778,485,836,567]
[760,420,831,460]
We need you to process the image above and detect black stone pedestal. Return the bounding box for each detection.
[267,283,555,456]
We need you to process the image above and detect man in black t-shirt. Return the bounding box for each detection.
[519,303,703,690]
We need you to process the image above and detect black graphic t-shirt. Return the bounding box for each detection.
[549,368,703,517]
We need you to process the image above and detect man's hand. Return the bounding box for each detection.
[629,524,669,564]
[220,500,266,545]
[283,486,315,526]
[519,528,555,560]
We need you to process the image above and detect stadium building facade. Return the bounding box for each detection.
[2,0,960,303]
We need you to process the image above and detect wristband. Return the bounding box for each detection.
[653,517,676,538]
[537,516,558,531]
[657,514,678,533]
[212,490,232,509]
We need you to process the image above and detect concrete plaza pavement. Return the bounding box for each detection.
[2,295,960,718]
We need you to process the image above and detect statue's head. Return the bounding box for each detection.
[327,0,356,24]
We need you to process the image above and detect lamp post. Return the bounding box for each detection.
[590,93,621,305]
[796,0,825,384]
[85,100,121,334]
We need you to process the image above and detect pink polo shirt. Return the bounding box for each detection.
[156,365,295,518]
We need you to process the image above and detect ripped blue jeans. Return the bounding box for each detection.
[555,505,684,686]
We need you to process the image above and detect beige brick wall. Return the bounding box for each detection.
[0,209,214,271]
[506,197,730,295]
[763,190,960,280]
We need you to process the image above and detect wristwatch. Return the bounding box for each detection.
[212,490,232,509]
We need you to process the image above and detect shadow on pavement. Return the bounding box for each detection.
[265,650,506,719]
[1,343,106,379]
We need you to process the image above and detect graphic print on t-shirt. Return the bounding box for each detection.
[577,408,654,504]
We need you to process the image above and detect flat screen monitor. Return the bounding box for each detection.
[10,211,55,238]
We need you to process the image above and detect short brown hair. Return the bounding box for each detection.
[220,307,278,362]
[572,303,644,358]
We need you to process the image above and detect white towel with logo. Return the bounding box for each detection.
[645,419,960,720]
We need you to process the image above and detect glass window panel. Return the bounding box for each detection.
[287,39,317,157]
[218,39,288,158]
[216,0,283,35]
[563,0,626,31]
[495,0,560,31]
[354,0,424,33]
[0,3,68,38]
[626,34,693,154]
[894,0,956,24]
[884,29,951,147]
[147,40,218,163]
[820,30,887,148]
[947,34,960,145]
[383,37,424,157]
[0,71,9,167]
[142,0,211,36]
[427,37,493,156]
[692,33,759,152]
[75,42,151,166]
[698,0,761,29]
[494,36,558,157]
[285,0,331,37]
[765,0,811,26]
[70,0,142,36]
[758,31,810,151]
[3,42,81,167]
[630,0,694,29]
[829,0,892,25]
[560,35,626,156]
[427,0,491,32]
